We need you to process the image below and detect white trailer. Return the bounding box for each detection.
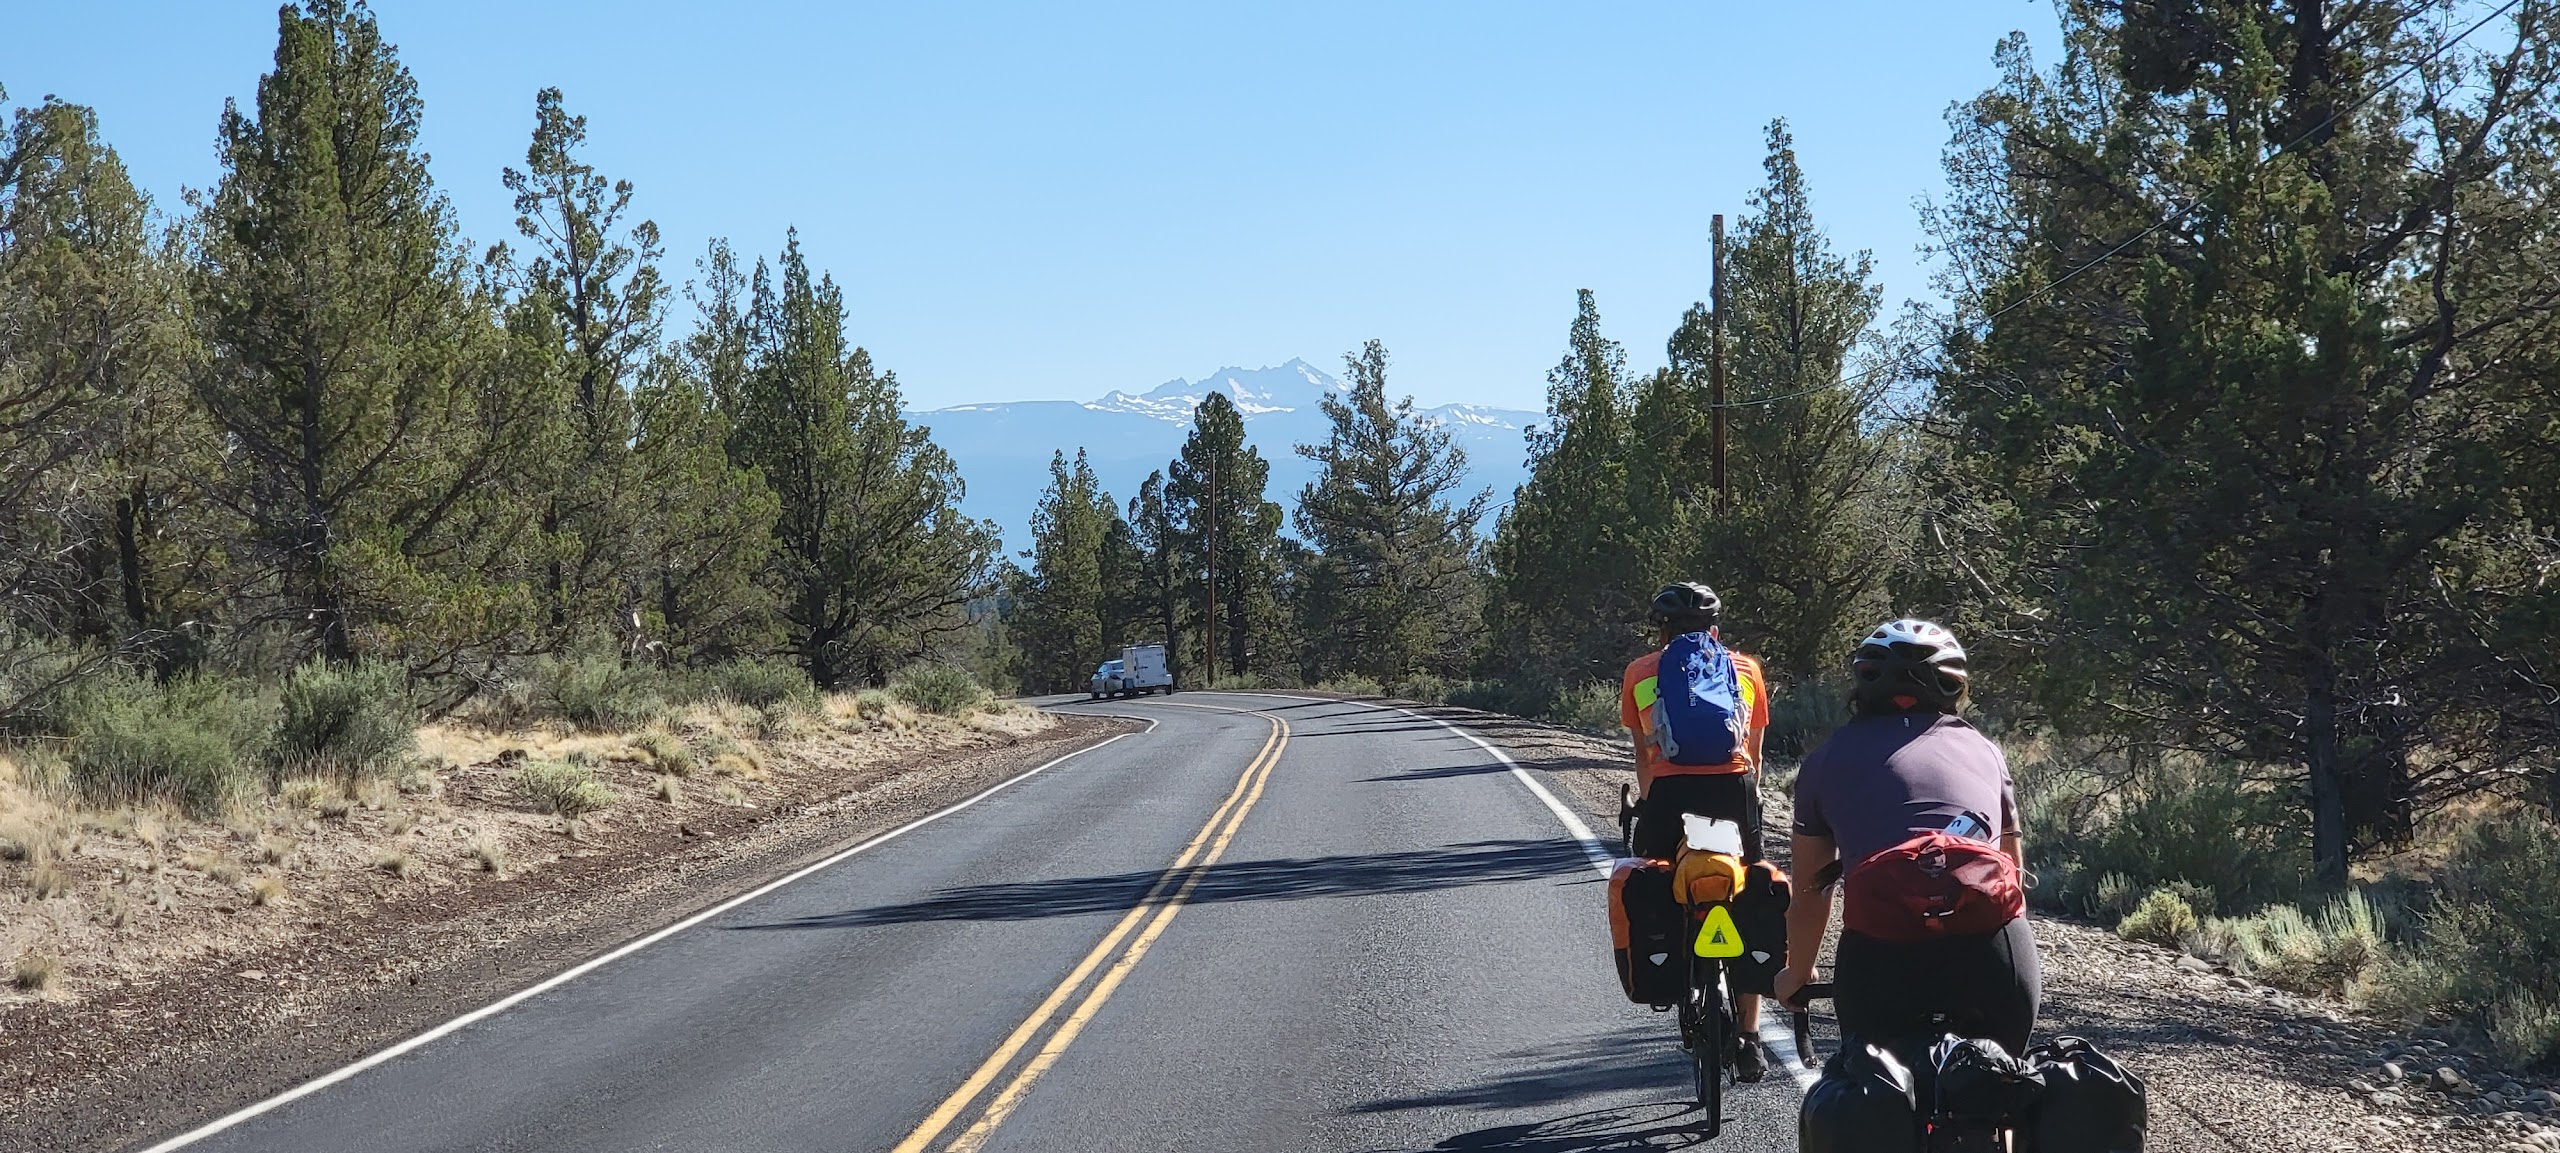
[1090,644,1174,698]
[1117,643,1173,694]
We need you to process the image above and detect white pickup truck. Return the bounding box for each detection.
[1089,643,1174,698]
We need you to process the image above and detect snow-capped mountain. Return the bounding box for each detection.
[910,359,1537,552]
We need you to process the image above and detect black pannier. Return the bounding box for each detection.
[1932,1034,2044,1124]
[1608,859,1685,1006]
[1724,859,1791,996]
[2027,1035,2147,1152]
[1799,1039,1922,1153]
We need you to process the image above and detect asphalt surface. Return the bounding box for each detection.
[144,692,1823,1152]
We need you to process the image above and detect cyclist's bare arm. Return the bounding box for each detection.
[2001,830,2023,869]
[1778,831,1838,1001]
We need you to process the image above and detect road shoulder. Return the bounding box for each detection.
[3,713,1135,1153]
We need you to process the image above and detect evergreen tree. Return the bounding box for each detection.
[1687,120,1900,685]
[1015,448,1117,692]
[1292,340,1486,681]
[1485,290,1643,688]
[500,87,663,647]
[1166,392,1285,681]
[1921,3,2560,883]
[1128,470,1184,684]
[191,1,550,692]
[0,92,206,710]
[724,233,993,687]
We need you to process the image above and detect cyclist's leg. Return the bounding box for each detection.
[1832,929,1936,1045]
[1960,916,2041,1054]
[1839,920,2043,1053]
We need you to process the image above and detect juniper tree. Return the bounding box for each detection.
[1166,392,1285,681]
[724,234,992,687]
[1292,340,1486,681]
[1921,1,2560,883]
[191,0,550,692]
[1485,290,1643,689]
[500,87,665,646]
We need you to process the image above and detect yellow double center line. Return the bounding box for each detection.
[891,708,1289,1153]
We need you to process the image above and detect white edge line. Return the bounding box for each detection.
[137,720,1158,1153]
[1200,691,1824,1092]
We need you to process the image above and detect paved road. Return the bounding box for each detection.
[147,692,1820,1152]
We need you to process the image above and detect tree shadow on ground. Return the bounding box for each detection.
[724,839,1595,932]
[1346,1029,1728,1152]
[1370,1103,1710,1152]
[1361,761,1516,782]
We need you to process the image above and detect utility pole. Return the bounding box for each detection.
[1204,454,1218,686]
[1710,213,1729,517]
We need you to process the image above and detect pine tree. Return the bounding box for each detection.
[191,1,550,691]
[0,92,206,710]
[724,233,993,687]
[1292,340,1486,681]
[1166,392,1285,682]
[500,87,664,647]
[1015,448,1117,691]
[1688,120,1899,685]
[1128,470,1184,684]
[1485,290,1643,689]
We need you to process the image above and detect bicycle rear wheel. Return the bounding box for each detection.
[1691,964,1725,1135]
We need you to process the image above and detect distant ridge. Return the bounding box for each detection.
[910,360,1537,551]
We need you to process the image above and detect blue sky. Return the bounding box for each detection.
[5,2,2058,412]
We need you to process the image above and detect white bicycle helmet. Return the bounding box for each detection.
[1848,618,1969,712]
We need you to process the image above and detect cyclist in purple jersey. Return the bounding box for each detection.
[1776,619,2041,1054]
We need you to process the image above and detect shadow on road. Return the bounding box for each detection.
[1360,761,1514,782]
[1352,1029,1693,1116]
[1373,1103,1708,1152]
[723,839,1594,932]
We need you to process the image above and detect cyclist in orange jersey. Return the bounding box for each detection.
[1621,582,1773,1080]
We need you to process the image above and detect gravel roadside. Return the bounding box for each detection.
[1389,700,2560,1153]
[1,711,1134,1153]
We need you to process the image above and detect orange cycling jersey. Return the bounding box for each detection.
[1621,646,1770,794]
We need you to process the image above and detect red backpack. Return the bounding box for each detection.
[1840,831,2023,942]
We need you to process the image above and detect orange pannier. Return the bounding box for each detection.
[1608,858,1685,1006]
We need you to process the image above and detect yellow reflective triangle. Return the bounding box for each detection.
[1694,903,1744,958]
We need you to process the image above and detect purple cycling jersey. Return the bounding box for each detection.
[1792,711,2017,867]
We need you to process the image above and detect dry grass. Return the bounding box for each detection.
[182,851,245,886]
[372,847,419,879]
[248,873,286,906]
[27,862,72,899]
[255,834,294,865]
[509,760,613,820]
[467,834,507,875]
[0,816,41,862]
[628,729,695,776]
[13,950,60,992]
[386,811,417,836]
[714,781,748,807]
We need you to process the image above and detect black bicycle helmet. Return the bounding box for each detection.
[1648,582,1723,634]
[1848,618,1969,713]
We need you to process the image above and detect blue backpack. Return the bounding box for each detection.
[1652,631,1743,766]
